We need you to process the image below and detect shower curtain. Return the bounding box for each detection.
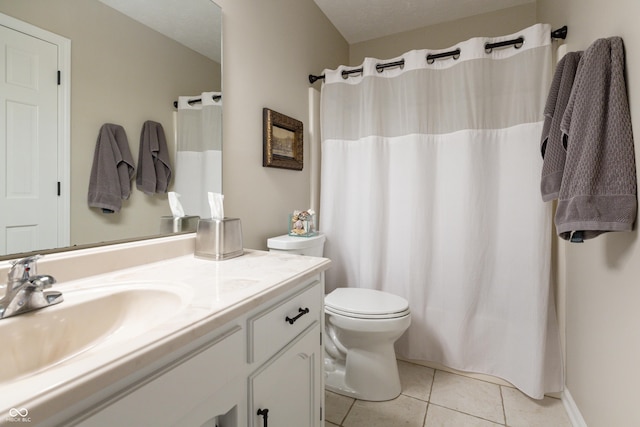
[319,24,563,399]
[174,92,222,219]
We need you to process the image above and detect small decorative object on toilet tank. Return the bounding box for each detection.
[289,209,316,237]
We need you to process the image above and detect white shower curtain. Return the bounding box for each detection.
[319,24,563,399]
[174,92,222,219]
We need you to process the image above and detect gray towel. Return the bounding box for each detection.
[136,121,172,195]
[556,37,637,241]
[540,51,582,201]
[87,124,135,213]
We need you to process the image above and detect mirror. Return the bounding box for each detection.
[0,0,222,259]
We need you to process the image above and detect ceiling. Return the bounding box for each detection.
[96,0,535,63]
[98,0,221,63]
[313,0,535,44]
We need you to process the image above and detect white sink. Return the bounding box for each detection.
[0,282,190,384]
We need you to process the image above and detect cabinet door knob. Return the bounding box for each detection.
[285,307,310,324]
[257,408,269,427]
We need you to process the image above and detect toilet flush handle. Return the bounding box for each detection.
[285,307,310,324]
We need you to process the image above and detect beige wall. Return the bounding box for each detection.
[216,0,348,250]
[349,3,536,65]
[0,0,220,248]
[536,1,640,426]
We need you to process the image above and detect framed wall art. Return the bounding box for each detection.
[263,108,303,170]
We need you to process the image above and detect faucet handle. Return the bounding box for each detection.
[9,254,43,282]
[27,275,56,291]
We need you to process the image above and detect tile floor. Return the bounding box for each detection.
[325,360,572,427]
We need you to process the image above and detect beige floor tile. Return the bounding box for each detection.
[325,390,355,425]
[343,394,427,427]
[325,422,340,427]
[425,404,504,427]
[398,360,435,401]
[429,371,504,424]
[501,386,572,427]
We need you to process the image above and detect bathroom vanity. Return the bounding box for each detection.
[0,234,330,427]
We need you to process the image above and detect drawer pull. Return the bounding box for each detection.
[286,307,309,324]
[257,408,269,427]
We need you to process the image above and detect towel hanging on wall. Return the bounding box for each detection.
[87,123,135,213]
[555,37,637,242]
[136,120,172,195]
[540,51,582,201]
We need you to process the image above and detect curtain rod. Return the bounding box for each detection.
[309,25,568,83]
[173,94,222,108]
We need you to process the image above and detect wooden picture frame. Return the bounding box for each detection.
[263,108,303,170]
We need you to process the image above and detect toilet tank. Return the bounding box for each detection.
[267,233,325,257]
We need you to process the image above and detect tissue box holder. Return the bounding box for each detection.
[289,213,317,237]
[160,215,200,234]
[195,218,243,260]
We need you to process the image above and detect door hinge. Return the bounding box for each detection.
[320,406,323,421]
[320,331,322,346]
[57,70,61,85]
[57,181,61,196]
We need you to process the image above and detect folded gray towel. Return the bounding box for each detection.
[556,37,637,241]
[136,121,172,195]
[87,124,135,213]
[540,51,582,202]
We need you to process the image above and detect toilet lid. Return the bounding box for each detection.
[325,288,410,318]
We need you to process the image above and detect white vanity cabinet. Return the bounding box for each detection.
[250,324,322,427]
[63,273,325,427]
[248,280,324,427]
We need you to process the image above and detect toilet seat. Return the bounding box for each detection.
[325,305,410,319]
[325,288,410,319]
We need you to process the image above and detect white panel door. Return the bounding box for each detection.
[250,324,322,427]
[0,24,59,255]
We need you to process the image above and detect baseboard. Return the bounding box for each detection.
[562,387,588,427]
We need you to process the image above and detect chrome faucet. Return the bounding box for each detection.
[0,255,63,319]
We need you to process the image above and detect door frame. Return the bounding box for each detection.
[0,12,71,248]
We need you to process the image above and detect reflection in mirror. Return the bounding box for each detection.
[0,0,222,259]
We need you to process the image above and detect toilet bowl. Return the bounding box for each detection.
[267,233,412,402]
[324,287,411,401]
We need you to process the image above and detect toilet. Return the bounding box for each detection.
[267,233,411,402]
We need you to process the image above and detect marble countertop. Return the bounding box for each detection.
[0,249,330,425]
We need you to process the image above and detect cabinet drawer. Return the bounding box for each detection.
[248,281,322,364]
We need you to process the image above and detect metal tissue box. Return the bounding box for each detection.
[159,215,200,234]
[195,218,244,260]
